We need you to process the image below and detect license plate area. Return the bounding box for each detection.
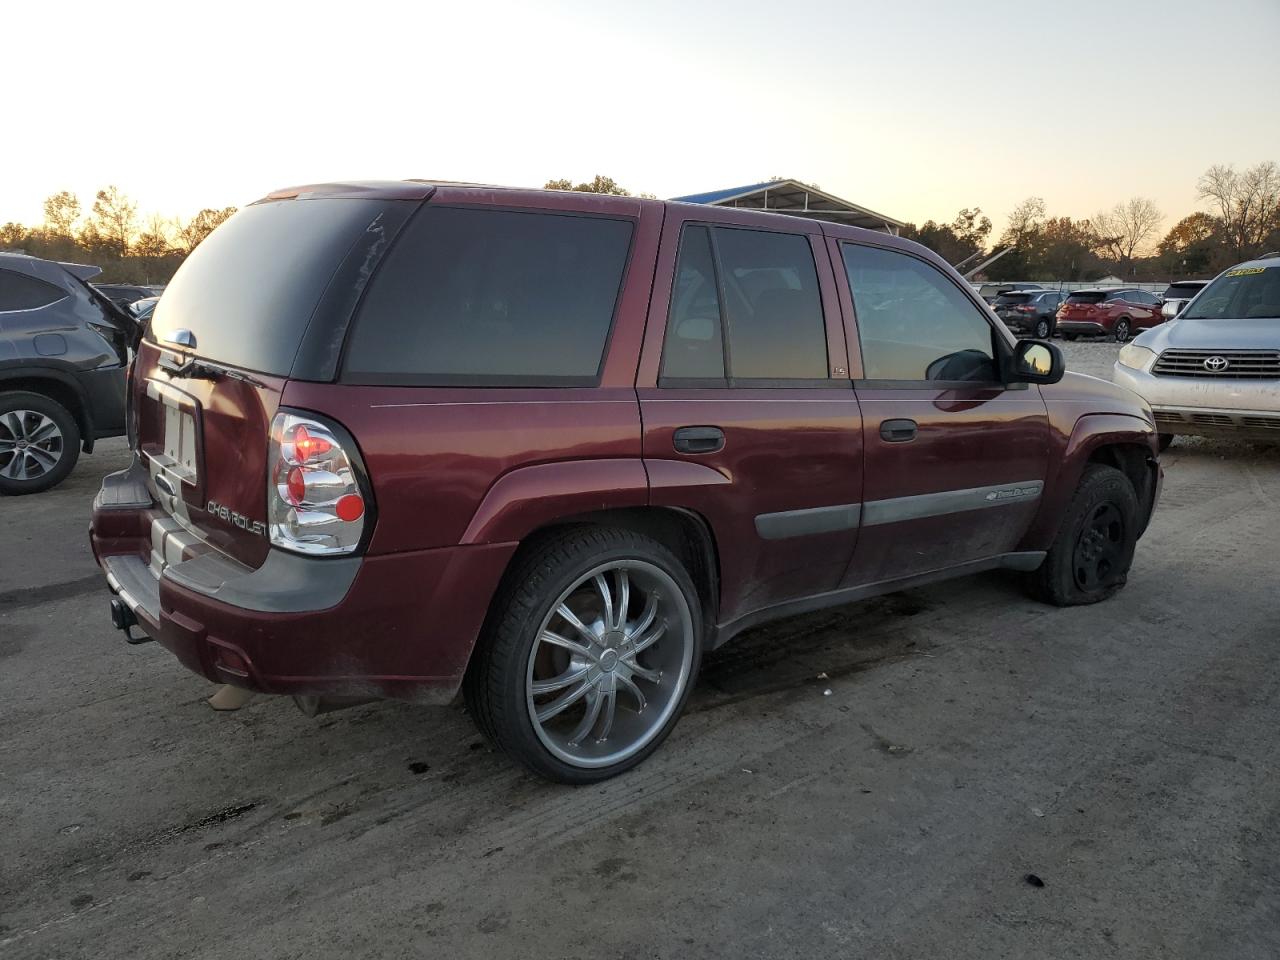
[143,380,201,486]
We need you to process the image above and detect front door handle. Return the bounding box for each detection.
[673,426,725,454]
[879,418,918,443]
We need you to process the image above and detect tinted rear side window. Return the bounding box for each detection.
[148,198,396,375]
[344,207,633,385]
[713,227,827,380]
[1066,292,1106,304]
[0,269,66,311]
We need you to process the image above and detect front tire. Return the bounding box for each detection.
[1157,433,1175,452]
[0,391,81,495]
[1029,464,1140,607]
[465,527,702,783]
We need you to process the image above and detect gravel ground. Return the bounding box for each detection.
[2,343,1277,959]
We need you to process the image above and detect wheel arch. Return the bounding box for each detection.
[0,367,93,452]
[1019,413,1159,549]
[485,505,721,645]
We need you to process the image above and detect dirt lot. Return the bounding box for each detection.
[2,341,1278,959]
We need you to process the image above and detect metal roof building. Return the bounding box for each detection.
[671,179,905,235]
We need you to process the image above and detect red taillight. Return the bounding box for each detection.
[286,466,306,505]
[1017,305,1036,312]
[292,424,333,463]
[268,411,371,556]
[335,493,365,522]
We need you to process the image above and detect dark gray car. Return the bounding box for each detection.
[0,253,137,493]
[992,289,1068,339]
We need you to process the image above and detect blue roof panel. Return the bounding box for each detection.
[670,181,780,204]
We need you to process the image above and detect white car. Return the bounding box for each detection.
[1113,255,1280,449]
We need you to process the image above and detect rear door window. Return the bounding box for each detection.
[842,243,997,382]
[0,269,66,311]
[344,207,633,385]
[660,225,828,384]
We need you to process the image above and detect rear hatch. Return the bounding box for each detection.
[133,192,420,567]
[993,293,1034,318]
[1060,291,1107,316]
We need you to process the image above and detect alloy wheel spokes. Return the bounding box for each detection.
[526,561,694,767]
[0,410,63,480]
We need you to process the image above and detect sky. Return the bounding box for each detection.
[6,0,1279,237]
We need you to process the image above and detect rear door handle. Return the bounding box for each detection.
[673,426,725,454]
[879,418,917,442]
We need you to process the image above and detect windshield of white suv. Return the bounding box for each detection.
[1183,265,1280,320]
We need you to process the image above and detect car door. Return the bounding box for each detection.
[637,213,862,625]
[833,241,1050,586]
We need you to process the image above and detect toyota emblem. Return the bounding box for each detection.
[1203,355,1230,372]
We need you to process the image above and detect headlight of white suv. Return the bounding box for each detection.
[1117,344,1156,371]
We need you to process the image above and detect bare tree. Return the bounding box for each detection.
[134,214,176,259]
[1092,198,1163,272]
[90,186,138,256]
[177,207,237,253]
[1003,196,1047,246]
[1197,161,1280,261]
[42,191,81,236]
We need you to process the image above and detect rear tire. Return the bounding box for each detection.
[1028,464,1139,607]
[1034,317,1052,339]
[0,391,81,495]
[465,527,703,784]
[1114,318,1132,342]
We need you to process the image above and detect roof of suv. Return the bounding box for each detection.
[0,251,101,284]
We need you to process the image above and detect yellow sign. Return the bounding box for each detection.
[1225,266,1267,277]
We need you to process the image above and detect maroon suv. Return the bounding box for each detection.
[91,181,1162,782]
[1056,287,1165,341]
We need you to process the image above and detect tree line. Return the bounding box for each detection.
[899,162,1280,282]
[0,187,236,284]
[3,164,1276,285]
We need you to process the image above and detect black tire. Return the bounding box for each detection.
[0,391,81,495]
[1034,317,1052,339]
[1114,318,1132,342]
[1157,433,1175,453]
[465,527,703,784]
[1028,463,1140,607]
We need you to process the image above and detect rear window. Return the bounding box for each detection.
[1183,266,1280,320]
[148,198,396,375]
[1163,282,1205,299]
[1066,292,1107,304]
[343,207,633,385]
[994,293,1032,305]
[0,269,66,311]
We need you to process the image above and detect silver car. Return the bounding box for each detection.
[1113,255,1280,448]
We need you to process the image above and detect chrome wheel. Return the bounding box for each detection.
[526,559,695,769]
[0,410,65,481]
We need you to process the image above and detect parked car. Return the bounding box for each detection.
[977,281,1044,304]
[993,289,1069,339]
[91,181,1161,783]
[0,254,137,493]
[130,296,160,324]
[1056,288,1164,341]
[1159,280,1210,320]
[93,283,159,308]
[1114,256,1280,449]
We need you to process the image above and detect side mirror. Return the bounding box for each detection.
[1010,339,1064,384]
[1161,300,1182,320]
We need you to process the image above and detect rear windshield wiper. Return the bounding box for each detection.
[159,353,265,387]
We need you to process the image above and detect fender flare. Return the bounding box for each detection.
[460,458,650,545]
[1020,412,1156,550]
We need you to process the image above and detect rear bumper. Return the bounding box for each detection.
[91,459,516,703]
[1057,320,1109,335]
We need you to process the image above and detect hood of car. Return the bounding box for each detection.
[1134,316,1280,352]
